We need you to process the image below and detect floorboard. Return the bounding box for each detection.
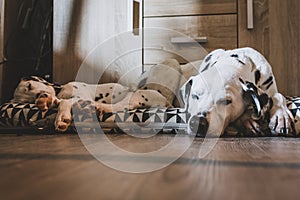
[1,134,300,200]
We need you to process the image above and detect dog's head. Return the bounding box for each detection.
[180,57,273,136]
[12,76,57,104]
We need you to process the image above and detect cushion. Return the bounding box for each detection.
[0,96,299,136]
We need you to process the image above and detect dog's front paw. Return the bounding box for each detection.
[55,112,72,132]
[269,108,294,135]
[269,93,295,135]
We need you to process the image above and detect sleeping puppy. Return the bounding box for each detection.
[12,76,170,132]
[181,47,294,136]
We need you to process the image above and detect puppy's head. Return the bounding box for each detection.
[12,76,57,104]
[181,64,272,137]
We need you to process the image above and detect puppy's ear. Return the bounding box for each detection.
[240,79,262,120]
[180,77,193,110]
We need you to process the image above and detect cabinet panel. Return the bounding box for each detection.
[238,0,300,96]
[144,0,237,17]
[144,15,237,64]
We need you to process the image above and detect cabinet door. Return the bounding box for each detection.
[53,0,143,85]
[239,0,300,96]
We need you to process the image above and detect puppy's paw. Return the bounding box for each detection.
[55,113,72,132]
[269,108,294,135]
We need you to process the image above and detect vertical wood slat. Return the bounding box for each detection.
[269,0,300,96]
[0,0,4,102]
[239,0,300,96]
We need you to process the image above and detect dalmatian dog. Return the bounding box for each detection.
[12,76,170,132]
[181,47,295,136]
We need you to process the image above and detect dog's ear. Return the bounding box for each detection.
[240,79,262,120]
[180,77,194,110]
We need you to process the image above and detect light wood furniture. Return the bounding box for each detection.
[1,134,300,200]
[238,0,300,96]
[0,0,4,102]
[143,0,238,65]
[53,0,299,95]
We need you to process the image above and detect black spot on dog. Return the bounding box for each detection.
[119,92,122,95]
[145,98,149,102]
[205,54,212,63]
[110,87,113,89]
[255,70,261,84]
[105,93,110,97]
[239,78,245,84]
[102,100,107,103]
[263,76,273,86]
[201,63,210,73]
[141,95,145,98]
[95,93,104,101]
[266,81,274,90]
[230,54,239,58]
[157,90,162,94]
[73,86,78,89]
[112,95,116,99]
[83,84,87,87]
[211,61,217,68]
[144,87,148,90]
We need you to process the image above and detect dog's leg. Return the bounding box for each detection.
[269,93,294,135]
[96,90,171,113]
[55,99,73,132]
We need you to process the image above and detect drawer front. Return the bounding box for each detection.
[144,15,237,64]
[144,0,237,17]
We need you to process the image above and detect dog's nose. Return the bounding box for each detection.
[189,115,209,136]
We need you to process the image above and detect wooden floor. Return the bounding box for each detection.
[1,133,300,200]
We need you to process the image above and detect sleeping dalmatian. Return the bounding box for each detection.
[181,47,295,136]
[12,76,171,132]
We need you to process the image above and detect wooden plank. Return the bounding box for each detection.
[238,0,300,96]
[269,0,300,96]
[144,15,237,64]
[0,0,4,102]
[144,0,237,17]
[1,135,300,199]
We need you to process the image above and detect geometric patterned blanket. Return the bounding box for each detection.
[0,97,300,137]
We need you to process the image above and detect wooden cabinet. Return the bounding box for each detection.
[53,0,299,95]
[238,0,300,96]
[144,0,299,95]
[143,0,237,65]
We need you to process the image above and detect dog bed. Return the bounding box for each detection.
[0,96,299,136]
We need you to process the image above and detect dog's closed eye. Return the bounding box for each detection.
[192,94,200,100]
[217,99,233,105]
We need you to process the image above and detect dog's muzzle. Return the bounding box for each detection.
[189,114,209,136]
